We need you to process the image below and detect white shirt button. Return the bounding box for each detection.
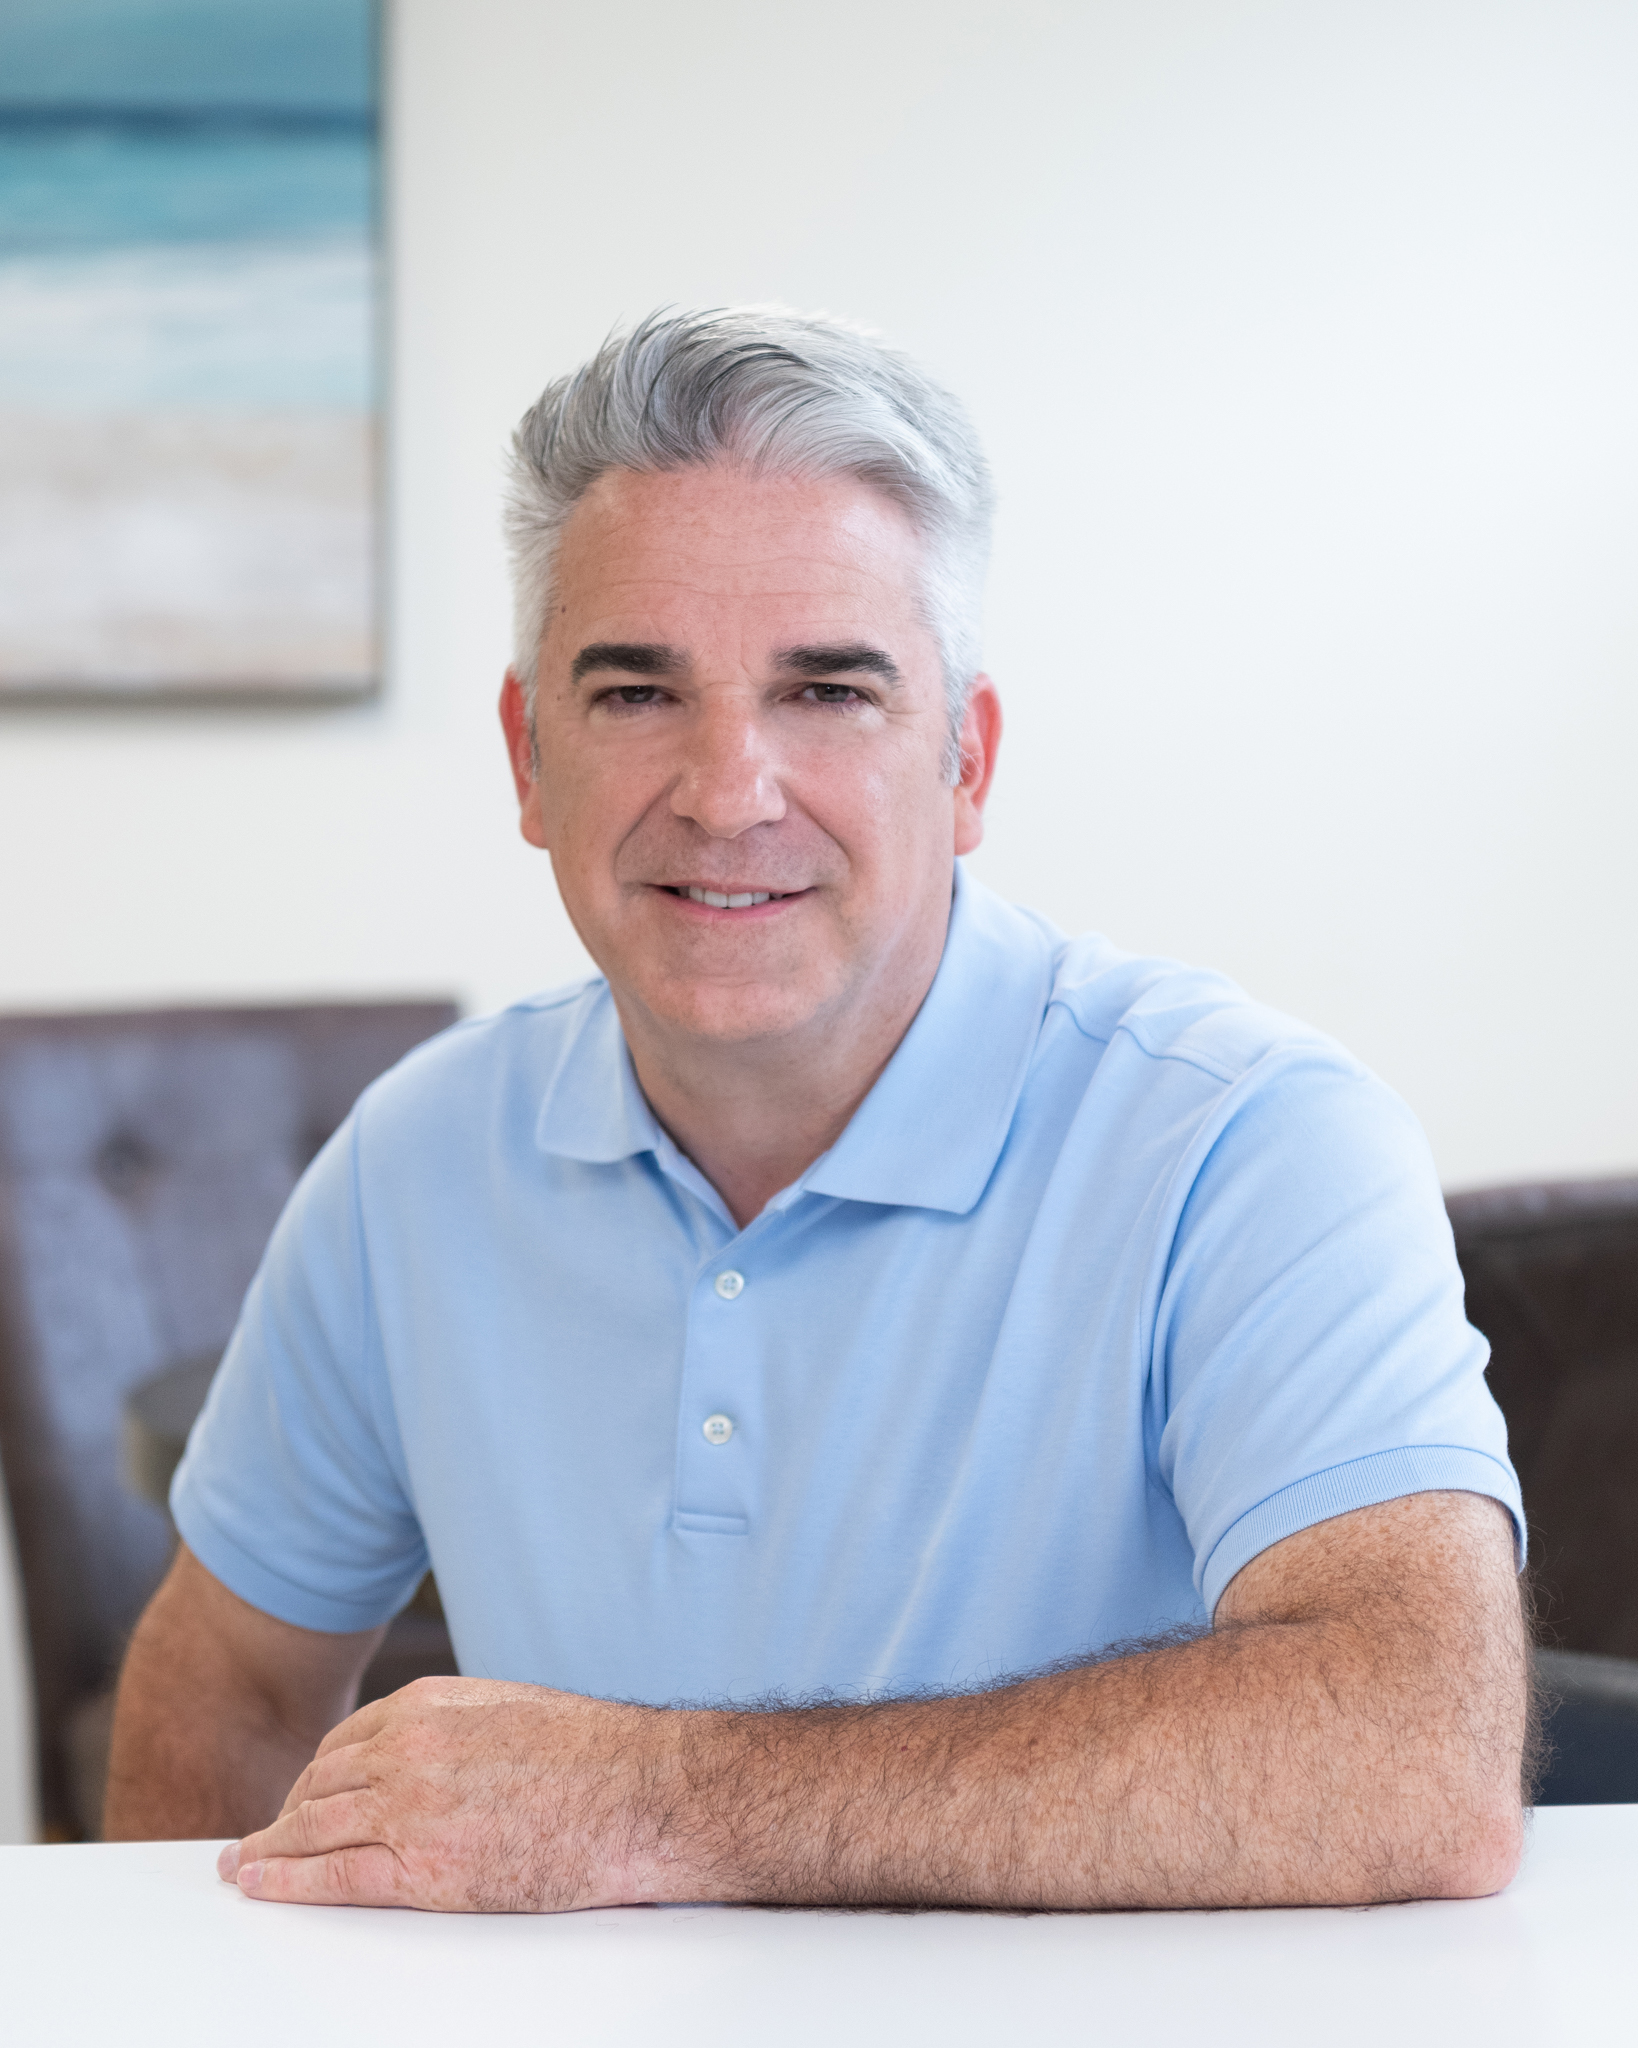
[714,1270,745,1300]
[702,1413,734,1445]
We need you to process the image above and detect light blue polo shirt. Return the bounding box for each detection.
[173,867,1521,1703]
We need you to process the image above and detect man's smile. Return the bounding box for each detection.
[653,884,812,913]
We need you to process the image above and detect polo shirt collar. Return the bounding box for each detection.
[532,985,664,1167]
[534,863,1057,1217]
[800,865,1055,1215]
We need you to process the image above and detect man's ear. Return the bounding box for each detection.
[498,669,550,850]
[952,675,1002,857]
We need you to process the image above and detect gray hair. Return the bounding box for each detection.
[503,306,994,780]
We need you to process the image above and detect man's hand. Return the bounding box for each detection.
[219,1488,1528,1913]
[220,1681,673,1911]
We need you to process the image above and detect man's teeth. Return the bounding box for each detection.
[685,887,777,909]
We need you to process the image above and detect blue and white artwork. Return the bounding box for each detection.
[0,0,378,696]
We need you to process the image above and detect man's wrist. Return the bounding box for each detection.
[621,1706,749,1905]
[621,1694,958,1909]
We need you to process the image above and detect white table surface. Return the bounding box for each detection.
[3,1806,1633,2048]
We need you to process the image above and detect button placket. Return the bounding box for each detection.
[672,1231,770,1534]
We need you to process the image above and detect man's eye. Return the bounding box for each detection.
[805,682,864,704]
[601,685,663,707]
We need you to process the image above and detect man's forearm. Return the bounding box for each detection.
[642,1493,1527,1911]
[657,1612,1520,1909]
[229,1491,1526,1912]
[105,1605,313,1840]
[103,1548,381,1842]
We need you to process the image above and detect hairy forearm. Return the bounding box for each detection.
[650,1607,1523,1910]
[228,1493,1526,1914]
[103,1550,379,1842]
[638,1494,1530,1912]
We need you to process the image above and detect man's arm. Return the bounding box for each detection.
[103,1545,386,1842]
[221,1488,1526,1911]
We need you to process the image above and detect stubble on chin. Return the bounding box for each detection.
[620,914,851,1045]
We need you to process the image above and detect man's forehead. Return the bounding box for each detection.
[556,465,926,595]
[546,467,935,668]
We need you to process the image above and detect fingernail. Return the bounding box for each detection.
[217,1841,241,1882]
[236,1860,265,1895]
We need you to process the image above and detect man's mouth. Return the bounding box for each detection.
[661,885,801,910]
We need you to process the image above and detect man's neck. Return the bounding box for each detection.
[615,949,944,1232]
[635,1053,880,1230]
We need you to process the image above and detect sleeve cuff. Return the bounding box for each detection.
[1198,1445,1527,1617]
[172,1485,425,1636]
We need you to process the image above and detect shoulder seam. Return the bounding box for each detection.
[1044,993,1111,1049]
[1052,991,1368,1095]
[1115,1015,1240,1085]
[1048,991,1240,1085]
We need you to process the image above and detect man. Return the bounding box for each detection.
[105,308,1528,1911]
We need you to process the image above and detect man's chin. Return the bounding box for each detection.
[626,977,835,1049]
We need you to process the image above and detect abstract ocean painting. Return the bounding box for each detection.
[0,0,378,697]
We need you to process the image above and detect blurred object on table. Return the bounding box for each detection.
[120,1350,220,1510]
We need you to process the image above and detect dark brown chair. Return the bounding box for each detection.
[1447,1175,1638,1800]
[0,1001,460,1838]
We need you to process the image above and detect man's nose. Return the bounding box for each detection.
[669,696,786,839]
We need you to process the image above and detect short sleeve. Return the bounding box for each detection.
[170,1114,428,1633]
[1152,1046,1523,1615]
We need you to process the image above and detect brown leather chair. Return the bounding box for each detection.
[0,1002,460,1838]
[1448,1175,1638,1657]
[1447,1175,1638,1800]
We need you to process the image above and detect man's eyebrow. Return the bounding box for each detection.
[570,642,688,685]
[773,643,902,685]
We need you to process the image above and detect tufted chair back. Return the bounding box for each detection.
[0,1002,456,1833]
[1448,1176,1638,1657]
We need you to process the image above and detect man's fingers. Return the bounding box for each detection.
[237,1843,411,1909]
[278,1738,373,1818]
[238,1788,378,1869]
[223,1753,377,1882]
[314,1695,396,1758]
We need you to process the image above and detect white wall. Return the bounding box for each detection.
[1,0,1633,1190]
